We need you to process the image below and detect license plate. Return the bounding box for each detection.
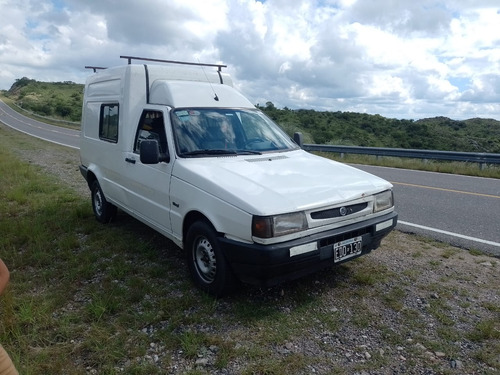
[333,236,362,262]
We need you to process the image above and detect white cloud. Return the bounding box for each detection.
[0,0,499,120]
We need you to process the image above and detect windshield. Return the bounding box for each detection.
[171,108,298,157]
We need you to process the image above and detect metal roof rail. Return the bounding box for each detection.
[119,55,227,71]
[85,66,107,73]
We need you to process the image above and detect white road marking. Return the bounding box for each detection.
[1,120,79,149]
[398,220,500,248]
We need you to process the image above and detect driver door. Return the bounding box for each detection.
[122,109,174,236]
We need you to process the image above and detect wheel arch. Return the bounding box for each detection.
[183,210,221,248]
[85,170,98,190]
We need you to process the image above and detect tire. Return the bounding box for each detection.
[186,221,238,297]
[91,180,117,223]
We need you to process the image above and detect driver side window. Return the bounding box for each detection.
[134,110,167,154]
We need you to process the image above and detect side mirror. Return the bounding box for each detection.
[140,140,170,164]
[293,132,303,148]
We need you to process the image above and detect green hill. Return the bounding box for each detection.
[259,103,500,153]
[4,77,83,122]
[3,78,499,153]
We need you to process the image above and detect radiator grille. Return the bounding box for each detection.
[311,202,368,219]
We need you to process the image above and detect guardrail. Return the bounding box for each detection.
[293,132,500,169]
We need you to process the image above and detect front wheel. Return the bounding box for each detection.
[185,221,238,297]
[91,180,117,223]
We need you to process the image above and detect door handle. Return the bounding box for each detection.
[125,157,136,164]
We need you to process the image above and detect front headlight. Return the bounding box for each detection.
[252,212,308,238]
[373,190,394,213]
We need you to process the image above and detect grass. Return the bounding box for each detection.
[0,124,499,374]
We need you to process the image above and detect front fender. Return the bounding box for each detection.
[170,176,253,245]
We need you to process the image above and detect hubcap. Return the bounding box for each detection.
[194,237,217,283]
[94,190,103,216]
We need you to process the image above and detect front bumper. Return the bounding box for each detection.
[219,211,398,287]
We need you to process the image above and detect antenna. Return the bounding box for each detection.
[197,58,220,102]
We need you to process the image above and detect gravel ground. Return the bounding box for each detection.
[3,124,499,374]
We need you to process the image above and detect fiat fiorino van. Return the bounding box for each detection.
[79,56,397,296]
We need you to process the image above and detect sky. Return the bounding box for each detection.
[0,0,499,120]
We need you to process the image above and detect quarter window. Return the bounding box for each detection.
[99,104,119,142]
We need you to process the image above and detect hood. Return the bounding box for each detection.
[172,149,392,216]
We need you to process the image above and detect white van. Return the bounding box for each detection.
[79,56,397,296]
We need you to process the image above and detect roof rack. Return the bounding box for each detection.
[120,55,227,71]
[85,66,107,73]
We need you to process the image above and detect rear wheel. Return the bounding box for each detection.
[186,221,238,297]
[91,180,117,223]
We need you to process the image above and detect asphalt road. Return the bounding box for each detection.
[1,99,499,256]
[0,99,80,149]
[354,165,500,256]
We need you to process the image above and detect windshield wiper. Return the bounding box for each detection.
[235,149,262,155]
[181,149,238,157]
[181,149,263,157]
